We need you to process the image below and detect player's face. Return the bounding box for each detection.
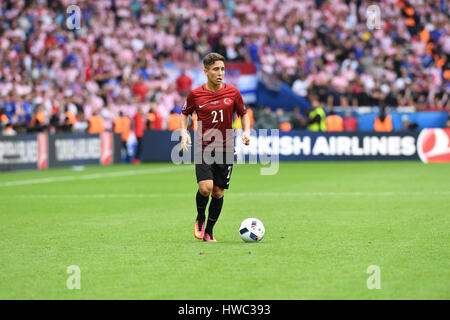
[204,61,225,86]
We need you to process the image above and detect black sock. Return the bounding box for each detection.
[196,190,209,225]
[205,196,224,235]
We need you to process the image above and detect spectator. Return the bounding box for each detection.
[176,69,193,97]
[385,83,400,108]
[133,107,145,164]
[292,73,311,98]
[401,115,418,131]
[275,108,292,132]
[64,106,77,131]
[343,111,358,132]
[88,111,105,134]
[325,110,344,132]
[147,103,164,130]
[49,106,61,134]
[29,105,47,133]
[374,107,393,132]
[254,106,278,129]
[73,110,89,133]
[290,107,307,129]
[167,109,181,131]
[113,111,131,161]
[307,99,327,132]
[0,108,9,131]
[0,107,15,135]
[131,75,150,102]
[0,0,449,134]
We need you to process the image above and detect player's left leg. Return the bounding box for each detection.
[204,158,233,241]
[204,185,224,242]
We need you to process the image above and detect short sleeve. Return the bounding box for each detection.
[181,92,196,115]
[234,89,247,117]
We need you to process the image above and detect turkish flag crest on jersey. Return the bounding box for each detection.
[223,98,233,105]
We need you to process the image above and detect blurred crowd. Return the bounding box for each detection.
[0,0,449,137]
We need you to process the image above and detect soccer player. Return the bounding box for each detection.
[180,52,251,242]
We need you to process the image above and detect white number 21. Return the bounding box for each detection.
[211,110,223,123]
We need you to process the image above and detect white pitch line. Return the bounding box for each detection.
[4,191,450,199]
[233,191,450,196]
[0,165,193,187]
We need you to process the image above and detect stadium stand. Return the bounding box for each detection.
[0,0,449,136]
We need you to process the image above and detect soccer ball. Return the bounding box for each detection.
[239,218,265,242]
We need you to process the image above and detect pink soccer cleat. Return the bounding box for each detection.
[194,220,205,240]
[203,233,216,242]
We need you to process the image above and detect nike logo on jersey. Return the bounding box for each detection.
[199,103,207,108]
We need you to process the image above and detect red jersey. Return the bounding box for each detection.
[182,83,247,151]
[133,113,145,138]
[176,74,193,93]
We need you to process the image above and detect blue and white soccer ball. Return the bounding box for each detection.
[239,218,265,242]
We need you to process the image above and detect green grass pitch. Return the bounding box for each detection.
[0,161,449,299]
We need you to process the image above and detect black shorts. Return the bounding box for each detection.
[195,152,234,189]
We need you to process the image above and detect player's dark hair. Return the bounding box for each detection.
[203,52,225,69]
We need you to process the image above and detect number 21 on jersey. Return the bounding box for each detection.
[211,109,223,123]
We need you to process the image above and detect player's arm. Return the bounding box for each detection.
[308,114,321,124]
[234,89,250,146]
[241,112,251,145]
[180,113,191,151]
[180,92,197,151]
